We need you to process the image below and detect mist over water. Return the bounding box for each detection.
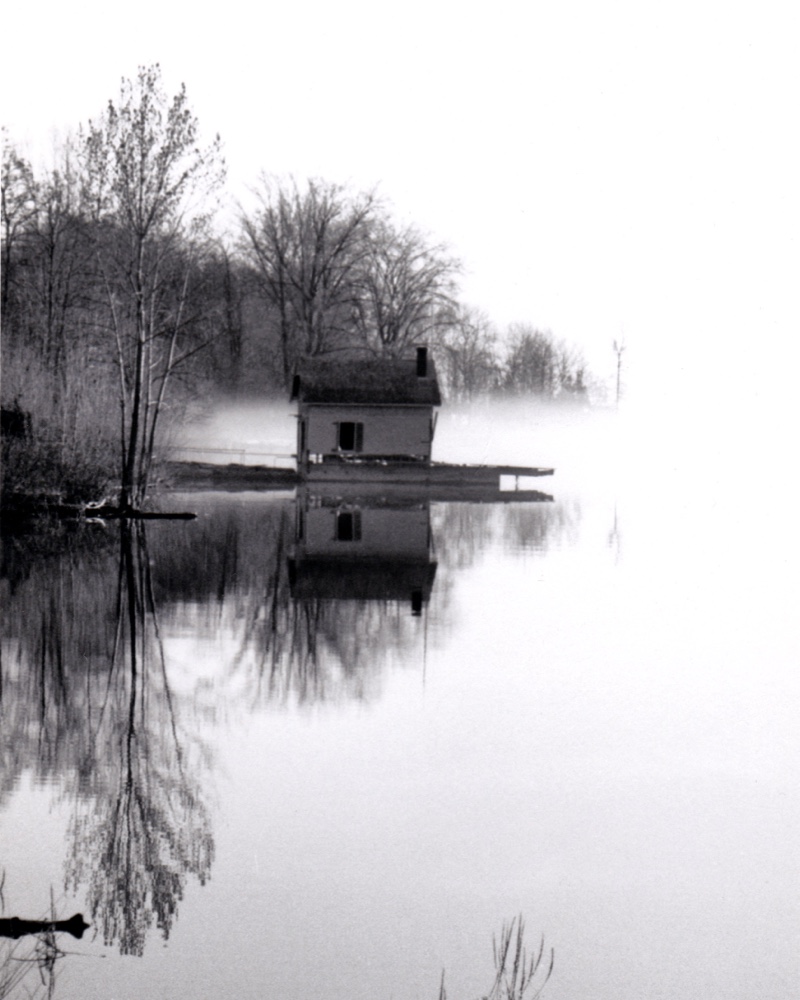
[177,392,626,487]
[178,396,299,467]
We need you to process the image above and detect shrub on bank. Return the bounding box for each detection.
[1,432,117,510]
[1,342,120,510]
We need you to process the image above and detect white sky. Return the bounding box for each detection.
[2,0,799,399]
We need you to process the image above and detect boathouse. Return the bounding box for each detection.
[290,347,441,471]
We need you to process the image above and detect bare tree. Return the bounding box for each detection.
[14,141,90,374]
[240,177,376,382]
[500,325,589,401]
[437,306,500,400]
[79,64,225,510]
[1,137,121,505]
[0,131,37,315]
[204,242,246,387]
[501,325,557,396]
[353,220,460,357]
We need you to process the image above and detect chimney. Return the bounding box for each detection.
[416,346,428,378]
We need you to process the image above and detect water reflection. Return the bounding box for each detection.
[290,487,438,614]
[0,490,577,975]
[1,521,213,958]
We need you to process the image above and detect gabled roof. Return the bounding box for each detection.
[291,357,441,406]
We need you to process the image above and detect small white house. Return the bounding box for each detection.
[290,347,441,471]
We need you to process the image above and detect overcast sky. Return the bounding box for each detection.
[3,0,798,404]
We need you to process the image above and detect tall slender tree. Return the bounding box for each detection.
[80,65,224,509]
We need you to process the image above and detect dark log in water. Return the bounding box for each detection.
[0,496,196,520]
[0,913,90,940]
[87,505,197,520]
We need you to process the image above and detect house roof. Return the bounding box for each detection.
[291,357,441,406]
[289,557,437,601]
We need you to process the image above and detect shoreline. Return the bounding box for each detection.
[1,459,556,518]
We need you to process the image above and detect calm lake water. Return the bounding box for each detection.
[1,406,798,999]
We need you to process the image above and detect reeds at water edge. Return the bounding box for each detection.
[438,915,554,1000]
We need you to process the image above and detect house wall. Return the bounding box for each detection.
[301,404,434,460]
[301,504,430,558]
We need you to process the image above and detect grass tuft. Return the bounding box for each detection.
[439,915,553,1000]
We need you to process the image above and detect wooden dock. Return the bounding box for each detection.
[305,460,554,487]
[166,460,555,502]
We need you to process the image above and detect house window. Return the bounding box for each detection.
[337,421,363,452]
[336,510,362,541]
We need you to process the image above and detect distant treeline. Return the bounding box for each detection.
[1,66,593,507]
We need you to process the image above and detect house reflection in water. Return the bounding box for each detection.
[288,488,437,615]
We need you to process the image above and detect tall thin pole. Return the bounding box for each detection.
[613,339,626,408]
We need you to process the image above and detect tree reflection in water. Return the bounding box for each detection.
[150,492,578,708]
[281,490,439,702]
[1,520,214,957]
[63,521,213,956]
[150,495,438,705]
